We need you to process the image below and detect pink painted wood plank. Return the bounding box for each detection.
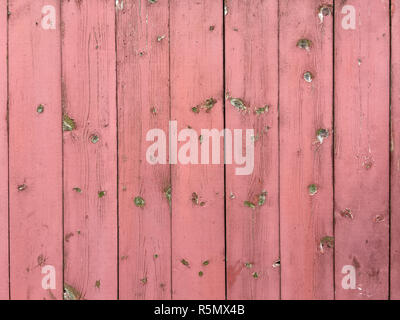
[170,0,225,300]
[225,0,280,300]
[279,0,334,300]
[8,0,62,300]
[392,0,400,300]
[334,0,390,300]
[0,0,9,300]
[116,0,171,300]
[62,0,117,300]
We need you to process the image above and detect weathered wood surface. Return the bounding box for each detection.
[334,0,390,300]
[225,0,280,300]
[0,0,396,300]
[392,0,400,301]
[62,0,118,300]
[116,0,171,300]
[8,0,63,300]
[170,0,225,300]
[279,0,334,299]
[0,0,9,300]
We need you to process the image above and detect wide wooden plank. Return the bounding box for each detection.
[225,0,280,300]
[392,0,400,300]
[62,0,117,300]
[116,0,171,300]
[8,0,63,299]
[0,0,9,300]
[334,0,390,300]
[170,0,225,299]
[279,0,334,299]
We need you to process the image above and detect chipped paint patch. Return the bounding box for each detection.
[272,259,281,268]
[316,128,330,144]
[224,1,228,16]
[297,39,312,51]
[340,208,354,220]
[320,236,334,253]
[63,114,76,132]
[318,5,333,24]
[230,98,247,112]
[64,283,82,300]
[308,184,318,196]
[37,104,44,114]
[134,196,145,208]
[115,0,123,11]
[181,259,190,267]
[244,201,256,209]
[164,186,172,207]
[303,71,313,83]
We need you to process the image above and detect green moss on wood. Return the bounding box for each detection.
[134,196,145,208]
[63,114,76,132]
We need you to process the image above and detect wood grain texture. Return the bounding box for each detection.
[62,0,117,300]
[0,0,9,300]
[334,0,390,300]
[1,0,397,301]
[8,0,62,299]
[279,0,334,300]
[225,0,280,300]
[392,0,400,300]
[116,0,171,300]
[170,0,225,300]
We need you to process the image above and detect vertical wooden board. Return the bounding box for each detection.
[62,0,117,300]
[170,0,225,299]
[392,0,400,300]
[279,0,334,299]
[116,0,171,300]
[225,0,280,300]
[335,0,390,300]
[8,0,62,299]
[0,0,8,300]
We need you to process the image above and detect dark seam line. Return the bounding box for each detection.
[60,0,65,300]
[222,0,227,301]
[168,0,173,301]
[277,0,282,301]
[6,0,10,301]
[114,2,120,301]
[332,0,336,300]
[389,0,392,300]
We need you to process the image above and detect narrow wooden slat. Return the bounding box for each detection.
[62,0,117,300]
[0,0,9,300]
[334,0,390,300]
[392,0,400,300]
[9,0,62,299]
[116,0,171,300]
[225,0,280,300]
[279,0,334,299]
[170,0,225,299]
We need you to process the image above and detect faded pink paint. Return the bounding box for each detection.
[170,0,225,300]
[117,0,171,300]
[279,0,334,300]
[62,0,117,300]
[9,0,63,299]
[0,0,397,301]
[225,0,280,300]
[0,0,9,300]
[392,0,400,300]
[335,0,390,300]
